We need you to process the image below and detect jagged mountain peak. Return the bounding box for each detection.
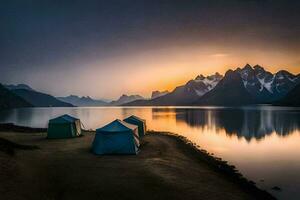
[207,72,223,81]
[276,70,294,77]
[151,90,169,99]
[225,69,234,74]
[110,94,144,105]
[235,64,300,101]
[119,94,144,99]
[253,64,264,71]
[82,96,92,100]
[243,63,253,70]
[195,74,205,80]
[66,94,90,99]
[195,69,255,106]
[127,71,225,106]
[58,95,108,106]
[190,72,224,96]
[123,64,299,106]
[195,73,223,82]
[224,69,241,82]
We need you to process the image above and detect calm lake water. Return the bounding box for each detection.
[1,106,300,199]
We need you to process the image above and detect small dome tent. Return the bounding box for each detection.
[123,115,146,137]
[92,119,139,155]
[47,114,82,139]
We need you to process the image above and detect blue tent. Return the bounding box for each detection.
[92,119,139,155]
[47,114,81,139]
[123,115,146,137]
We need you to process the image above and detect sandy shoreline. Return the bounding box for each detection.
[0,126,275,200]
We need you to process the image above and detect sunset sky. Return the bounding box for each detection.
[1,0,300,99]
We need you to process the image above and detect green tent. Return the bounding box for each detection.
[123,115,146,137]
[92,119,139,155]
[47,114,82,139]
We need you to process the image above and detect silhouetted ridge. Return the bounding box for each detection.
[12,89,73,107]
[0,84,32,109]
[110,94,144,105]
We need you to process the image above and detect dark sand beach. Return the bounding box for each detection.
[0,127,275,200]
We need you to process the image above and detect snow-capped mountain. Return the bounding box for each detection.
[237,64,300,102]
[124,64,299,106]
[193,73,223,96]
[272,70,300,97]
[124,73,223,106]
[195,69,255,106]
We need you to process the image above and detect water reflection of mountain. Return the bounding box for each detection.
[152,107,300,141]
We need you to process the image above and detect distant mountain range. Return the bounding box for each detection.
[0,82,145,109]
[110,94,144,106]
[57,95,108,106]
[125,72,223,106]
[125,64,300,106]
[58,94,144,106]
[151,90,169,99]
[2,84,73,108]
[1,64,299,109]
[11,89,73,107]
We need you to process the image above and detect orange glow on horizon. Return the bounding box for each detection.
[70,44,300,99]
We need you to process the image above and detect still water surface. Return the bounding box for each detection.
[0,106,300,199]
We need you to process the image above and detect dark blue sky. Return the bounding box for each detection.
[1,0,300,98]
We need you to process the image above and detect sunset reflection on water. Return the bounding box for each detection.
[1,106,300,199]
